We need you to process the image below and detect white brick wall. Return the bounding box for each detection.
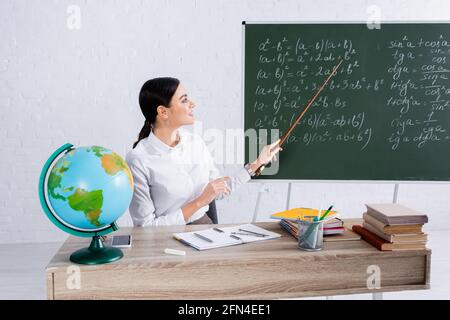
[1,0,450,244]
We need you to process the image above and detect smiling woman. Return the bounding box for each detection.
[126,77,281,227]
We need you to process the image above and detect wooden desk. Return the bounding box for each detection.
[46,219,431,299]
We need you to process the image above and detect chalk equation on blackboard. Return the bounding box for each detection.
[247,33,450,152]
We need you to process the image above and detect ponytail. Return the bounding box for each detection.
[132,77,180,149]
[132,120,152,149]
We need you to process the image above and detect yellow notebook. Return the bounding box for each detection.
[270,207,338,221]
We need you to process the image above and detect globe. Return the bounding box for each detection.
[39,143,134,265]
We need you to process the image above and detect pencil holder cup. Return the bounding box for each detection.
[297,219,324,251]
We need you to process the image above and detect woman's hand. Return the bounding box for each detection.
[196,177,231,207]
[256,139,283,166]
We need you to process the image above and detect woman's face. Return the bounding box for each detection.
[161,84,196,127]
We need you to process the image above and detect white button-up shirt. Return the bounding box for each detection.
[126,128,251,226]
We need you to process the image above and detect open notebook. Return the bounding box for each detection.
[173,224,282,251]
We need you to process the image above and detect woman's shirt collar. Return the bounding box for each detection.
[147,129,185,154]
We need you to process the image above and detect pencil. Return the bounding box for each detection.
[238,228,268,237]
[213,227,224,233]
[319,205,334,221]
[193,232,213,243]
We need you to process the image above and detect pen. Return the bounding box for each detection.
[213,227,224,233]
[230,234,242,240]
[238,228,268,237]
[319,205,334,221]
[231,232,265,237]
[193,232,213,243]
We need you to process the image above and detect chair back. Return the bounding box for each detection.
[206,200,218,224]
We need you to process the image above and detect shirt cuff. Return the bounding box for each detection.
[173,208,187,225]
[188,205,209,224]
[236,167,252,184]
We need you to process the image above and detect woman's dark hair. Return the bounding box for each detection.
[132,77,180,148]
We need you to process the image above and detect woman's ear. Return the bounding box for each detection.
[156,105,169,119]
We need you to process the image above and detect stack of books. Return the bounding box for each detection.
[271,207,361,242]
[271,207,339,221]
[280,217,346,237]
[352,204,429,251]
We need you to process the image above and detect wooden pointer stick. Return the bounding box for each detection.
[254,59,343,176]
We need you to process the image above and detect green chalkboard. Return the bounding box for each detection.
[244,23,450,181]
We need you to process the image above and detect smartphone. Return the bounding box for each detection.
[111,235,132,248]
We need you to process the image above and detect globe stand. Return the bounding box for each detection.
[70,234,123,265]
